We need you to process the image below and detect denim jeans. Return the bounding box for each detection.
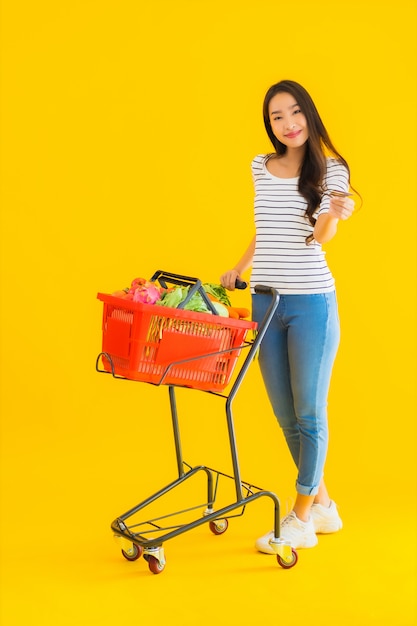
[252,291,340,496]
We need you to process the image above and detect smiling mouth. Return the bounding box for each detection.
[285,130,301,139]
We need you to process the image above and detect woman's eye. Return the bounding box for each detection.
[294,109,302,115]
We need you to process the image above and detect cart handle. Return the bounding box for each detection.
[254,284,274,296]
[235,278,247,290]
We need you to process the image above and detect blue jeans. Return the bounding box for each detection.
[252,292,340,496]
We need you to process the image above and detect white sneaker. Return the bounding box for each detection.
[255,511,318,553]
[311,500,343,534]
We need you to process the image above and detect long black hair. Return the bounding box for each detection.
[263,80,351,227]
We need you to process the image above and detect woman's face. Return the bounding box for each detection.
[268,91,309,149]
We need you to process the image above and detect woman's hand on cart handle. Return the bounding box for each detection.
[220,269,247,291]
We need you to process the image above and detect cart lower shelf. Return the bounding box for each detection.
[111,460,298,574]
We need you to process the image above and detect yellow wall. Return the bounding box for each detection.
[1,1,416,624]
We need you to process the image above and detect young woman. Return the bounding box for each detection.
[221,80,355,551]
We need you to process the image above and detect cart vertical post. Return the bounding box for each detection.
[168,385,184,478]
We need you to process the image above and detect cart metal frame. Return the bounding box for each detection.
[96,284,298,573]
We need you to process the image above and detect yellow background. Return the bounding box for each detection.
[1,1,416,624]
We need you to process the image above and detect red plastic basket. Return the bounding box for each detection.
[97,293,257,391]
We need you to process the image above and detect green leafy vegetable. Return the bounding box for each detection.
[202,283,231,306]
[156,287,188,309]
[157,286,211,313]
[183,293,211,312]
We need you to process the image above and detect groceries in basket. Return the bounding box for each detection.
[110,276,250,319]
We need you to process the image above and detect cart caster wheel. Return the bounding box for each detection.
[209,519,229,535]
[147,555,165,574]
[277,548,298,569]
[121,543,143,561]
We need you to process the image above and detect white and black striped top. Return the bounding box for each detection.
[250,154,349,295]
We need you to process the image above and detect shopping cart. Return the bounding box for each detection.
[96,270,298,574]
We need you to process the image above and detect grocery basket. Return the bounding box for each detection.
[97,270,256,392]
[96,270,298,574]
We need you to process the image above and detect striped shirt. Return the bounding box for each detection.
[250,154,349,295]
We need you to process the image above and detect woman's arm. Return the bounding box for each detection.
[220,235,256,290]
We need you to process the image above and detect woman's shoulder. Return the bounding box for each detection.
[325,157,348,174]
[252,153,267,164]
[251,153,272,171]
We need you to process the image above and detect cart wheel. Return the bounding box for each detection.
[147,555,165,575]
[121,543,143,561]
[277,548,298,569]
[209,519,229,535]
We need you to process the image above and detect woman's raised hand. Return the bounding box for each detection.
[329,193,355,221]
